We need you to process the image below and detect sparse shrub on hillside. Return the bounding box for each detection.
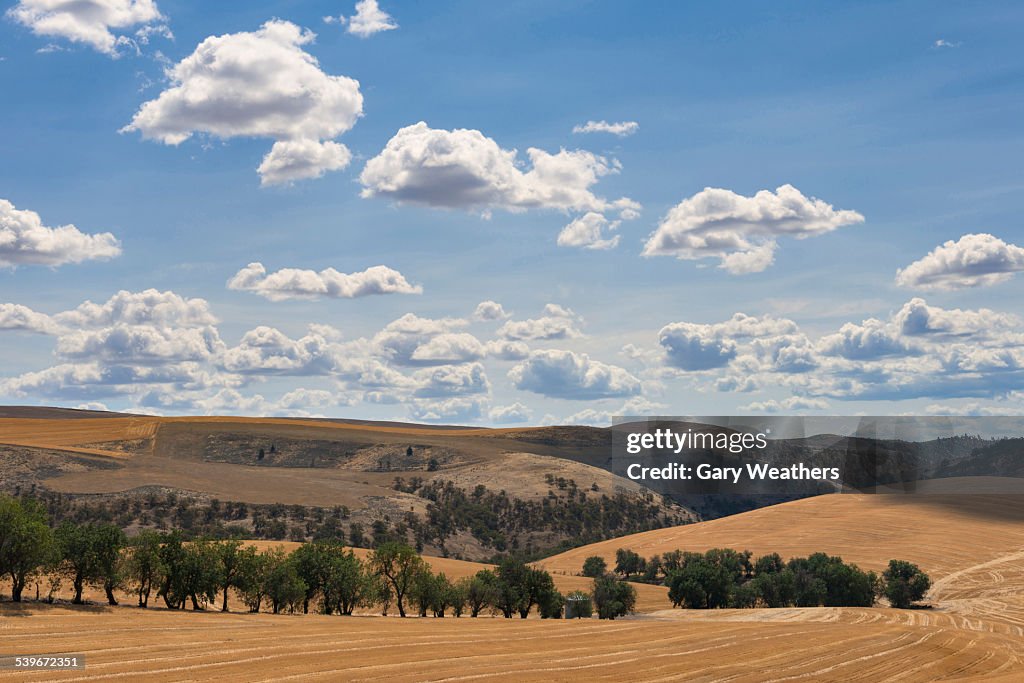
[581,555,607,578]
[883,560,931,609]
[592,575,637,620]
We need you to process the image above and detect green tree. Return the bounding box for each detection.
[236,549,271,613]
[614,548,644,578]
[465,570,498,617]
[179,539,220,610]
[215,540,256,612]
[370,542,427,617]
[592,575,637,619]
[55,521,125,605]
[538,588,565,619]
[322,547,368,615]
[263,547,307,614]
[581,555,607,578]
[0,496,56,602]
[883,560,930,609]
[125,530,165,608]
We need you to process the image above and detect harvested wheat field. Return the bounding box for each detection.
[3,481,1024,681]
[0,601,1020,683]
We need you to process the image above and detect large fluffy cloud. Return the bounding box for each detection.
[642,185,864,274]
[509,349,641,400]
[227,262,422,301]
[359,122,640,220]
[896,233,1024,290]
[8,0,167,56]
[122,20,363,185]
[0,199,121,267]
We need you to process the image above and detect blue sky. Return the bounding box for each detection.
[1,0,1023,424]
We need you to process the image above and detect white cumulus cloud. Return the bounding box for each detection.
[508,349,641,400]
[642,184,864,274]
[122,20,363,185]
[557,212,620,250]
[359,122,640,221]
[227,262,422,301]
[896,233,1024,290]
[0,199,122,267]
[8,0,167,56]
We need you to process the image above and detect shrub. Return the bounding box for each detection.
[883,560,930,609]
[582,555,607,578]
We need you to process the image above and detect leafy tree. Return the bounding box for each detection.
[0,496,56,602]
[464,570,498,617]
[592,575,637,619]
[55,521,125,605]
[614,548,645,578]
[179,539,220,610]
[322,547,367,615]
[751,569,797,608]
[125,530,165,608]
[214,540,256,612]
[449,578,468,617]
[156,531,189,609]
[493,558,529,618]
[370,542,427,617]
[538,588,565,619]
[236,549,272,613]
[581,555,607,578]
[666,551,736,609]
[263,547,306,614]
[883,560,930,609]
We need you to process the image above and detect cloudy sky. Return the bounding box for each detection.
[1,0,1023,424]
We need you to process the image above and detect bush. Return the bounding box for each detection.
[883,560,930,609]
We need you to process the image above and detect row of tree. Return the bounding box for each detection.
[1,495,639,618]
[583,547,931,609]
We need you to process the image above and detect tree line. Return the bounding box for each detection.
[582,547,930,609]
[1,494,640,619]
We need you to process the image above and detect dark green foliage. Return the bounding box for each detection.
[659,548,877,610]
[581,555,607,578]
[464,570,498,617]
[565,590,593,619]
[125,530,164,608]
[370,542,427,617]
[0,495,56,602]
[592,575,637,619]
[883,560,930,609]
[55,521,126,605]
[614,548,645,578]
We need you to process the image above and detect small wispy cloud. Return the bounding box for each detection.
[934,38,961,49]
[572,120,639,137]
